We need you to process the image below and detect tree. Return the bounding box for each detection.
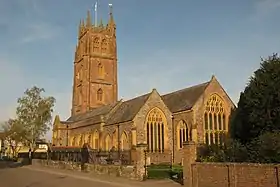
[247,131,280,163]
[15,86,55,151]
[197,139,248,163]
[0,119,25,157]
[231,54,280,144]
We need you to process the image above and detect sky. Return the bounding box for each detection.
[0,0,279,139]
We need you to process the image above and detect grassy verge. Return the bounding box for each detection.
[147,164,183,180]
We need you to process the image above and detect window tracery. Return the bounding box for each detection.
[101,39,108,53]
[204,94,227,145]
[177,120,191,149]
[146,108,166,153]
[93,38,100,52]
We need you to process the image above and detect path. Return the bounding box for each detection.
[0,164,181,187]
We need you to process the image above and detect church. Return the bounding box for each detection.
[52,7,235,164]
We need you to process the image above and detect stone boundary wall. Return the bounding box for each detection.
[183,142,280,187]
[32,159,138,180]
[192,162,280,187]
[31,143,148,181]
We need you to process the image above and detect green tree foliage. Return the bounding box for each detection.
[231,54,280,144]
[0,119,25,157]
[198,54,280,163]
[15,86,55,150]
[197,139,248,163]
[247,131,280,163]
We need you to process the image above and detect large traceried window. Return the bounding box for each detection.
[177,120,191,149]
[146,108,166,153]
[204,94,227,145]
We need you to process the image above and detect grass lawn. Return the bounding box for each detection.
[147,164,183,179]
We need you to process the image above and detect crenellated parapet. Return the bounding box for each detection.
[78,6,116,40]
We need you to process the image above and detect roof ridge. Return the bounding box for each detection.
[122,92,151,103]
[162,81,210,97]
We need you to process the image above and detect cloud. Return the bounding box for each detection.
[19,23,61,44]
[255,0,280,13]
[250,0,280,21]
[0,0,61,44]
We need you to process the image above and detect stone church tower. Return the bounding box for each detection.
[71,8,118,116]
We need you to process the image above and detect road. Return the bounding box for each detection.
[0,165,180,187]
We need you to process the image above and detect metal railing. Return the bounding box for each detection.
[28,147,135,165]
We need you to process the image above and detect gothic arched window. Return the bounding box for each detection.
[120,132,129,150]
[101,39,108,53]
[87,135,92,147]
[97,88,103,101]
[72,137,76,146]
[146,108,166,153]
[93,131,99,150]
[104,134,112,151]
[79,135,83,147]
[177,120,191,149]
[204,94,227,145]
[93,38,100,52]
[98,63,104,78]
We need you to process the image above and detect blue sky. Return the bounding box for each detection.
[0,0,280,139]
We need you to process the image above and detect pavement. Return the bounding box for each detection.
[0,164,181,187]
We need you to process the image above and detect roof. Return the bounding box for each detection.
[62,81,210,126]
[106,93,151,125]
[161,81,210,113]
[66,101,121,123]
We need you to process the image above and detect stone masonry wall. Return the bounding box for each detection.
[193,77,235,144]
[173,110,194,164]
[133,89,173,149]
[32,159,138,180]
[191,163,280,187]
